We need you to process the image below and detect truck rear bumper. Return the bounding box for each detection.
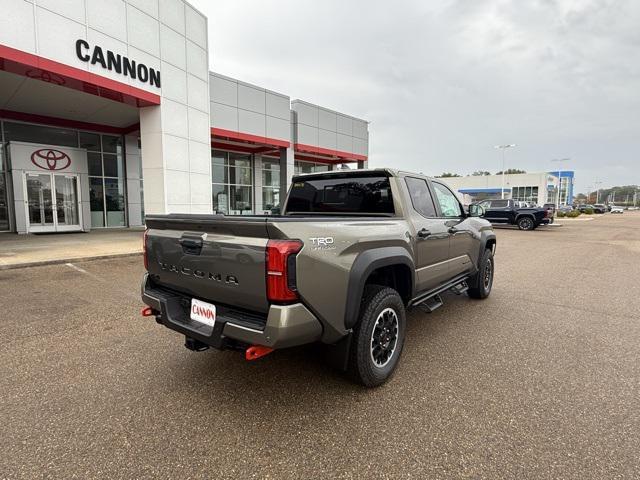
[141,273,322,350]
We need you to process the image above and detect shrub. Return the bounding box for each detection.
[567,210,581,218]
[582,208,594,215]
[557,211,567,218]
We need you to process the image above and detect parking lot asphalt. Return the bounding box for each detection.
[1,213,639,479]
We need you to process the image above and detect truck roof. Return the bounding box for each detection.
[292,168,433,180]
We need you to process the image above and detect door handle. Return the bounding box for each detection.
[179,236,204,255]
[448,226,459,234]
[417,228,431,239]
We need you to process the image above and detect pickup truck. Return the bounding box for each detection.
[141,169,496,387]
[475,199,549,230]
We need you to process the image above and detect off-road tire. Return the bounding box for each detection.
[517,216,535,230]
[348,285,406,387]
[468,248,494,299]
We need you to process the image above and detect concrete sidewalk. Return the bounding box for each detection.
[0,228,144,269]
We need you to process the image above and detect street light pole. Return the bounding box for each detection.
[551,158,570,208]
[494,144,516,199]
[594,181,603,204]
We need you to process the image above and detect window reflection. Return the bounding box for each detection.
[211,150,253,215]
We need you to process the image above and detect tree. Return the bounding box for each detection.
[574,193,587,202]
[472,171,491,176]
[592,185,639,206]
[495,169,526,175]
[437,172,462,178]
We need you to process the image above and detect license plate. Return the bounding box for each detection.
[190,298,216,326]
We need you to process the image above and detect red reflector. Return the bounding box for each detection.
[245,345,274,361]
[141,306,154,317]
[143,229,149,270]
[266,239,303,303]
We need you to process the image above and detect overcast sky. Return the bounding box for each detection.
[189,0,639,193]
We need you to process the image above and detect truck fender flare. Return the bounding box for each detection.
[344,247,415,330]
[471,231,496,287]
[514,213,535,221]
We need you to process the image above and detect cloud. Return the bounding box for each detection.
[189,0,640,192]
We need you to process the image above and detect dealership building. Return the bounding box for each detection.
[0,0,368,234]
[442,171,575,206]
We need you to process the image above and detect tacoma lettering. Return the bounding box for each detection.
[158,262,238,286]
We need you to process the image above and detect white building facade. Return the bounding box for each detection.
[441,171,575,206]
[0,0,368,234]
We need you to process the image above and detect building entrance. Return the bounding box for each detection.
[24,172,81,232]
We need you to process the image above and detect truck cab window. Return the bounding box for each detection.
[433,182,462,217]
[286,175,395,215]
[405,177,436,217]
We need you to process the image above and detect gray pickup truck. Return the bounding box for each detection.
[141,169,496,386]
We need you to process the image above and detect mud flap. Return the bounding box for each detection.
[323,332,353,371]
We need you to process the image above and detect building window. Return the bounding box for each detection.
[3,121,79,148]
[262,159,280,214]
[558,177,569,205]
[84,133,126,227]
[512,186,539,204]
[212,150,253,215]
[294,160,330,174]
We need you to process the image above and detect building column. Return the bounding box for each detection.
[279,146,295,206]
[139,102,212,216]
[124,134,143,227]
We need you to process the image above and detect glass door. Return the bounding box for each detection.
[24,172,82,232]
[54,174,81,231]
[25,173,55,232]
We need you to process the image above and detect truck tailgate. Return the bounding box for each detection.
[145,215,270,314]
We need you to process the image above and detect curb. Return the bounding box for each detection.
[0,251,142,271]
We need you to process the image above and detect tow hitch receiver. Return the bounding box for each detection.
[245,345,274,361]
[185,337,209,352]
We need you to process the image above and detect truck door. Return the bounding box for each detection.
[431,181,478,278]
[487,199,511,223]
[403,177,451,292]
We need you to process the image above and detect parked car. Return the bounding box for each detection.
[476,199,550,230]
[577,204,595,212]
[593,204,607,214]
[558,205,574,213]
[141,168,497,387]
[610,206,624,214]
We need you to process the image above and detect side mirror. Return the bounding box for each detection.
[469,204,485,217]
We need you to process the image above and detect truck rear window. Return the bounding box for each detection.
[286,175,394,215]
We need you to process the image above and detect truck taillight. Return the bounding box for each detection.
[143,229,149,270]
[266,239,303,303]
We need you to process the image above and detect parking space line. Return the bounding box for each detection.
[65,262,88,274]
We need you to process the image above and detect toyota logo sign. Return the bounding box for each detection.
[26,69,66,86]
[31,149,71,171]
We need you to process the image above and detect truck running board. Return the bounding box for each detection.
[449,281,469,295]
[417,294,443,313]
[410,274,471,313]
